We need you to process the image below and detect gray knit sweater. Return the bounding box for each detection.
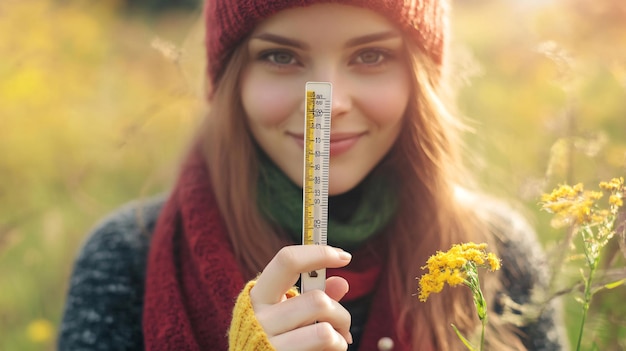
[58,195,568,350]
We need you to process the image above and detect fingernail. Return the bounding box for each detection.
[336,249,352,260]
[348,332,353,344]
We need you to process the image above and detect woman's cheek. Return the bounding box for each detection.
[362,89,408,125]
[353,73,410,125]
[242,75,302,127]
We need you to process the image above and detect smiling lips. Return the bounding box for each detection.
[289,132,363,157]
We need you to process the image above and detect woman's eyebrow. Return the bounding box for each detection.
[250,33,310,50]
[345,31,400,48]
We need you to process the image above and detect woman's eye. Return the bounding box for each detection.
[263,51,296,65]
[356,50,386,65]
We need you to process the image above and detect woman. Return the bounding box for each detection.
[58,1,566,350]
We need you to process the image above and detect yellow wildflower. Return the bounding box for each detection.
[540,183,605,227]
[599,177,624,192]
[609,194,623,207]
[541,177,624,351]
[541,178,624,229]
[417,242,501,302]
[27,318,54,343]
[486,252,501,271]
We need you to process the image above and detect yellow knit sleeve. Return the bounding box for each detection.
[228,280,300,351]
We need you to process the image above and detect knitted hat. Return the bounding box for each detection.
[205,0,447,87]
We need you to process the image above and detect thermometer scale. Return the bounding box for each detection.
[301,82,332,293]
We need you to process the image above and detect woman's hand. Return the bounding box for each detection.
[250,245,353,351]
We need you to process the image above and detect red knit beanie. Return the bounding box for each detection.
[204,0,447,88]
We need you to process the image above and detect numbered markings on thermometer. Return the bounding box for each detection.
[301,82,332,293]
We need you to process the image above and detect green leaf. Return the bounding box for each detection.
[604,278,626,290]
[451,323,476,351]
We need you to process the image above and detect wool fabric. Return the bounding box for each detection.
[228,281,299,351]
[205,0,448,86]
[256,152,397,251]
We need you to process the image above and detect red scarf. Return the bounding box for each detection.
[143,146,417,350]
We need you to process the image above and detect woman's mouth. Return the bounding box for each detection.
[288,132,363,157]
[328,133,363,156]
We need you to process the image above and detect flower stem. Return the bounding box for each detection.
[480,318,486,351]
[575,257,597,351]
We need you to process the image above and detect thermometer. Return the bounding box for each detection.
[301,82,332,293]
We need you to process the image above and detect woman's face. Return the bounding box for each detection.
[240,4,411,195]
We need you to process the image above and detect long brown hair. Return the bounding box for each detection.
[201,35,526,351]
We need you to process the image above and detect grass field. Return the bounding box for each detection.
[1,0,624,350]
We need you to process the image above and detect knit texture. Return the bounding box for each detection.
[257,152,397,250]
[229,280,298,350]
[142,146,245,350]
[205,0,447,86]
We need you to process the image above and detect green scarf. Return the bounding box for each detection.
[257,155,397,251]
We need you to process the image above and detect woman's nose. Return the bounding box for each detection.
[330,79,352,119]
[305,67,352,119]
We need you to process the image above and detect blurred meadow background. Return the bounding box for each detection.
[1,0,625,350]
